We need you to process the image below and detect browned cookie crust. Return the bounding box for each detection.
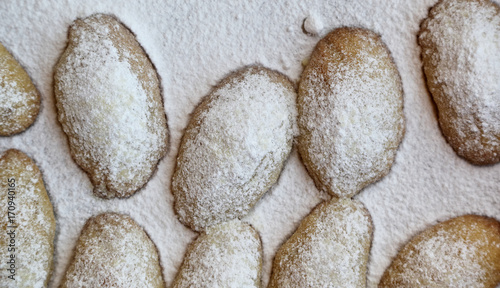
[0,149,56,287]
[172,220,262,287]
[419,0,500,165]
[172,66,296,231]
[60,213,165,287]
[54,14,168,198]
[0,43,40,136]
[298,27,405,198]
[269,198,373,288]
[379,215,500,287]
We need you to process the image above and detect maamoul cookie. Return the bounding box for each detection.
[60,213,165,288]
[419,0,500,165]
[379,215,500,287]
[268,198,373,288]
[54,14,168,198]
[0,149,56,287]
[172,66,296,231]
[0,42,40,136]
[172,220,262,288]
[298,27,405,198]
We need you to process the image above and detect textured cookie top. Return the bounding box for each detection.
[379,215,500,287]
[419,0,500,164]
[298,27,404,198]
[172,66,296,231]
[54,14,168,198]
[269,198,373,288]
[0,149,56,287]
[60,213,164,288]
[172,220,262,288]
[0,43,40,136]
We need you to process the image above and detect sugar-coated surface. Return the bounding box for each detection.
[298,28,404,198]
[54,14,168,198]
[0,150,55,288]
[60,213,164,287]
[0,0,499,287]
[0,43,39,135]
[269,198,372,287]
[172,220,262,288]
[172,67,296,231]
[419,0,500,164]
[380,215,500,287]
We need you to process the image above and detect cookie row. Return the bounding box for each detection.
[0,0,497,204]
[1,149,499,287]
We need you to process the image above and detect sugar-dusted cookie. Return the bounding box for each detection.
[379,215,500,287]
[298,27,405,198]
[269,198,373,288]
[172,220,262,287]
[60,213,165,288]
[54,14,168,198]
[172,66,296,231]
[0,43,40,136]
[419,0,500,165]
[0,149,55,287]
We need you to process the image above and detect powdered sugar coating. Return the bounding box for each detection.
[419,0,500,165]
[269,198,373,288]
[172,220,262,288]
[298,27,404,198]
[172,66,296,231]
[379,215,500,287]
[60,213,165,288]
[1,2,500,288]
[54,14,168,198]
[0,43,40,136]
[0,149,55,288]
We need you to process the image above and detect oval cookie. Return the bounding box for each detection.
[379,215,500,287]
[0,149,56,287]
[298,27,405,198]
[54,14,168,198]
[172,220,262,287]
[419,0,500,165]
[0,42,40,136]
[172,66,296,231]
[60,213,165,287]
[269,198,373,288]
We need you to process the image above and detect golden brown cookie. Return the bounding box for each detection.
[172,66,296,231]
[419,0,500,165]
[0,149,56,287]
[269,198,373,288]
[297,27,405,198]
[0,42,40,136]
[379,215,500,287]
[172,220,262,287]
[60,213,165,288]
[54,14,168,198]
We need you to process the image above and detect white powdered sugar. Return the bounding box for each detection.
[419,0,500,163]
[0,150,55,288]
[172,220,262,288]
[0,81,29,131]
[60,213,164,287]
[298,28,404,198]
[269,198,372,287]
[381,215,500,287]
[408,235,484,286]
[0,1,499,287]
[173,67,296,231]
[55,14,167,198]
[0,43,39,135]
